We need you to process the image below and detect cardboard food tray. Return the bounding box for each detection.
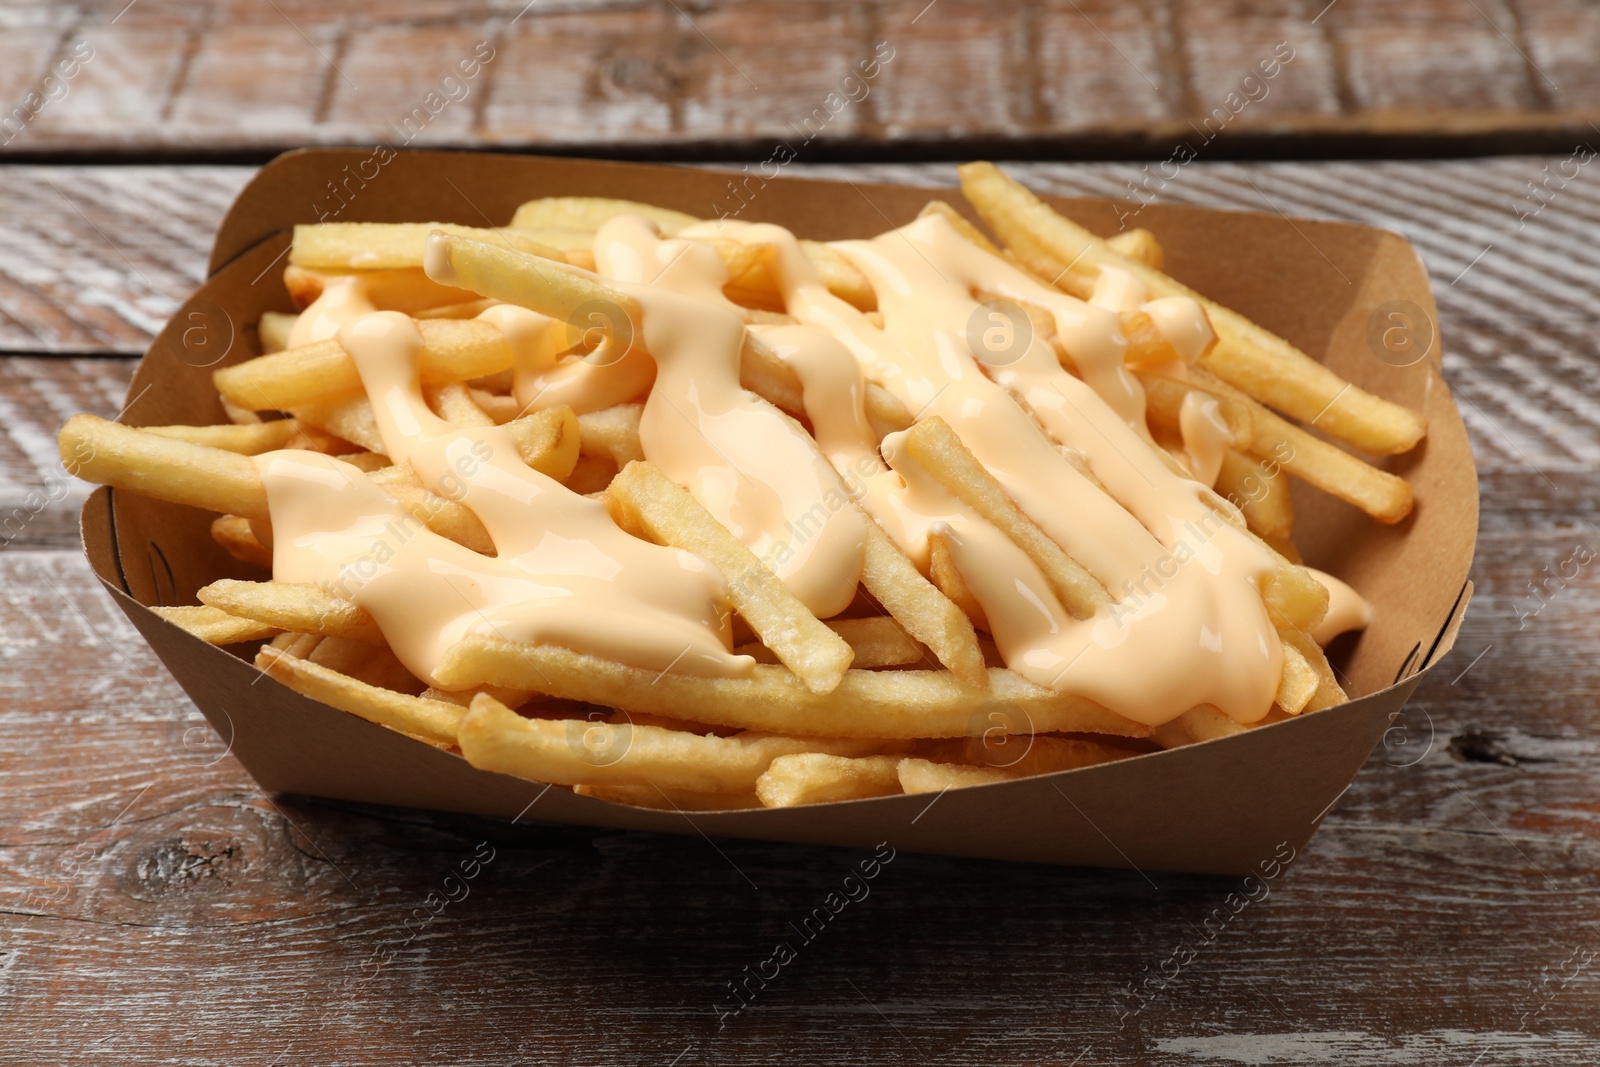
[79,149,1477,875]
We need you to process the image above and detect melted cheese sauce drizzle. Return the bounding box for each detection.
[259,210,1370,726]
[584,217,867,618]
[1306,567,1372,646]
[701,215,1287,725]
[1177,391,1231,488]
[256,309,746,687]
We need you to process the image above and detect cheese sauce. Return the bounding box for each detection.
[255,209,1368,727]
[1306,567,1373,646]
[256,311,746,687]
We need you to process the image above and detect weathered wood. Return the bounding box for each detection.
[1,0,1598,159]
[0,166,247,353]
[0,357,132,550]
[2,158,1599,1062]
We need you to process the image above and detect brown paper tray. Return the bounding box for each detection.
[80,150,1477,874]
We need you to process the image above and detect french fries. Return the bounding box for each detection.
[152,605,280,645]
[59,173,1406,813]
[435,637,1151,740]
[258,645,463,746]
[606,460,853,695]
[959,161,1426,457]
[291,222,561,271]
[462,694,890,795]
[61,414,269,520]
[215,318,512,412]
[902,417,1109,618]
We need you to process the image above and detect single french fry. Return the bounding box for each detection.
[740,334,804,412]
[1253,404,1413,524]
[897,757,1010,793]
[436,637,1151,740]
[422,684,538,711]
[862,521,987,686]
[1276,639,1318,716]
[574,782,760,811]
[507,405,581,481]
[268,631,323,658]
[959,161,1425,456]
[215,318,513,413]
[824,616,921,668]
[423,233,643,335]
[366,467,495,555]
[576,403,645,466]
[865,383,913,438]
[211,514,273,569]
[258,311,297,354]
[509,197,701,235]
[468,387,523,424]
[607,461,853,694]
[545,231,759,291]
[257,645,461,746]
[291,222,562,271]
[901,739,1139,791]
[292,395,385,453]
[739,614,925,669]
[197,579,385,645]
[1260,549,1330,635]
[800,240,876,311]
[918,199,1001,255]
[60,415,269,520]
[293,400,576,485]
[1281,628,1348,712]
[1118,308,1198,365]
[755,753,904,807]
[709,238,774,290]
[929,530,988,632]
[511,225,603,251]
[460,694,887,793]
[904,417,1110,618]
[142,419,299,455]
[1151,704,1250,749]
[414,298,501,320]
[306,636,425,695]
[151,604,280,645]
[284,265,480,316]
[1106,227,1163,270]
[425,382,495,427]
[1137,373,1251,450]
[1213,447,1294,540]
[740,334,910,440]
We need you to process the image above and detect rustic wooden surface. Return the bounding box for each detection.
[3,159,1599,1064]
[4,0,1600,160]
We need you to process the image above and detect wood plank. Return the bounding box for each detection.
[0,357,132,550]
[0,165,247,353]
[2,0,1599,157]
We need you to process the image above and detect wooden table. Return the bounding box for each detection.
[5,0,1600,161]
[2,156,1596,1064]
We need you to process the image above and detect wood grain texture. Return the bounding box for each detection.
[0,166,247,353]
[2,159,1599,1062]
[2,0,1599,159]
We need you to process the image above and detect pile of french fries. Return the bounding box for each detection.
[58,164,1423,811]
